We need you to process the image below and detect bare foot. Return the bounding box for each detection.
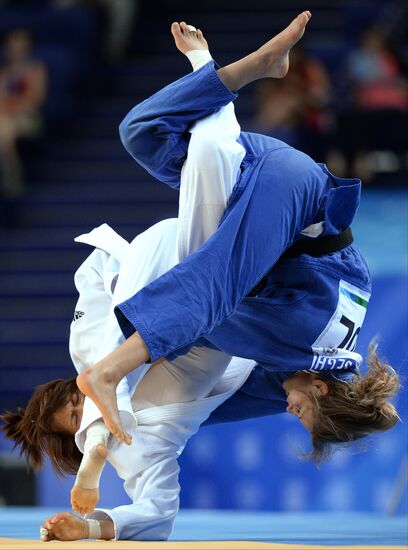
[76,368,132,445]
[256,10,311,79]
[171,21,208,54]
[217,11,311,91]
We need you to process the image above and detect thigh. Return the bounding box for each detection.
[132,347,231,411]
[177,103,245,259]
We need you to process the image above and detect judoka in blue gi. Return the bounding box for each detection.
[78,12,400,464]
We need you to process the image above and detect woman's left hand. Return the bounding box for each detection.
[41,512,88,541]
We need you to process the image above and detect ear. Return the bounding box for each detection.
[311,379,329,396]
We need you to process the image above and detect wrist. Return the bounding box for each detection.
[86,519,102,539]
[82,519,90,539]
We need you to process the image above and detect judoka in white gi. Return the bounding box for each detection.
[40,48,256,541]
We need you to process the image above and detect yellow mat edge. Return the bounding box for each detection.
[0,539,405,550]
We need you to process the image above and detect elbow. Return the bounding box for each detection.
[156,522,173,541]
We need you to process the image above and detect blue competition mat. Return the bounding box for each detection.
[0,508,406,546]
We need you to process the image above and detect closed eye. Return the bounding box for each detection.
[71,410,77,428]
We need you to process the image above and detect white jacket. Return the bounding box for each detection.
[70,222,255,540]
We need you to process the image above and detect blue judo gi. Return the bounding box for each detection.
[115,62,372,424]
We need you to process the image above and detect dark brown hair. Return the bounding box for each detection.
[0,377,82,476]
[309,343,400,464]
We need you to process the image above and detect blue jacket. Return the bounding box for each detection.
[115,62,371,422]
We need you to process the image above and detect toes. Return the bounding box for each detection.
[180,21,197,35]
[298,11,311,25]
[171,22,181,36]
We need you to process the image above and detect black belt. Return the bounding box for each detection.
[282,227,353,259]
[247,228,353,297]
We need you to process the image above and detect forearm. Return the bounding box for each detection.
[99,519,115,540]
[88,447,181,540]
[82,518,115,540]
[76,421,110,489]
[72,422,110,516]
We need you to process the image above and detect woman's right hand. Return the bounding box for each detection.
[41,512,88,541]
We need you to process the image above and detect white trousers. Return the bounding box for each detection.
[132,103,245,410]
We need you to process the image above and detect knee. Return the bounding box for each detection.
[119,109,164,168]
[118,102,153,157]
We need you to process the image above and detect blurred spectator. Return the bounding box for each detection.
[0,29,47,198]
[53,0,139,61]
[253,47,334,160]
[347,27,407,111]
[332,27,408,182]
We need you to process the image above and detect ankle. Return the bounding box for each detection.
[186,49,212,71]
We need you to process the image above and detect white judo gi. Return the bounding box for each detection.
[69,103,256,540]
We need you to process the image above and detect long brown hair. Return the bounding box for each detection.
[309,343,401,464]
[0,377,82,476]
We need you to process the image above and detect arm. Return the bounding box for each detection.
[71,421,110,515]
[44,427,183,541]
[43,423,181,541]
[86,452,181,541]
[89,357,258,540]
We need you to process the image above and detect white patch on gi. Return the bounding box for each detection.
[309,279,370,373]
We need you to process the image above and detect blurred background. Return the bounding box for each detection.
[0,0,407,519]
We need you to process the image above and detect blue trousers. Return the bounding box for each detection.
[115,63,371,411]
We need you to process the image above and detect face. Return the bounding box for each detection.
[52,391,84,435]
[282,373,329,432]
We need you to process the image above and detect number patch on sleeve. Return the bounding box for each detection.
[309,280,370,373]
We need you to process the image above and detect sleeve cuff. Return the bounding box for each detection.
[85,508,120,540]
